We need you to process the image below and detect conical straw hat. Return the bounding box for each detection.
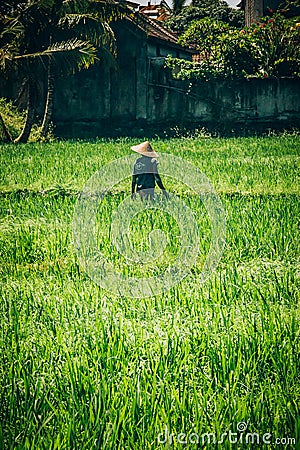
[131,141,159,158]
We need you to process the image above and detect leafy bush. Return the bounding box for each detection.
[0,98,25,141]
[248,14,300,77]
[166,14,300,80]
[0,98,55,143]
[166,0,243,34]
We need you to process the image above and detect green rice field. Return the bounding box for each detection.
[0,135,299,449]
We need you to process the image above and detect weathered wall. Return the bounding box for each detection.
[52,21,195,137]
[1,20,299,138]
[147,59,300,132]
[52,20,148,137]
[53,55,300,137]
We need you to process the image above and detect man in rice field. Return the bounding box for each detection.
[131,141,169,201]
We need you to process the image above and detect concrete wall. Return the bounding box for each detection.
[53,55,300,137]
[52,21,196,137]
[1,19,299,138]
[52,20,148,137]
[147,58,300,132]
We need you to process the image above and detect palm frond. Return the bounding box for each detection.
[88,0,130,21]
[13,38,98,72]
[0,30,24,73]
[61,0,129,22]
[0,1,23,15]
[99,21,116,56]
[58,13,116,54]
[16,0,55,28]
[58,12,95,28]
[0,17,24,46]
[0,47,15,72]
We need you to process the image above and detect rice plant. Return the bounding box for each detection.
[0,135,299,449]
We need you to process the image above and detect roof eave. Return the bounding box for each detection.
[147,35,195,54]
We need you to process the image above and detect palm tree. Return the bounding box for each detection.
[40,0,126,136]
[0,0,127,142]
[0,1,24,142]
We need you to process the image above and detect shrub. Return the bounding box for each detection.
[0,98,55,143]
[166,14,300,80]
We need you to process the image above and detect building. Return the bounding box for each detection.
[51,11,193,136]
[2,1,298,138]
[138,0,171,21]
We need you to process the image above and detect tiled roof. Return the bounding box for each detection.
[115,1,193,53]
[132,12,179,45]
[138,3,171,21]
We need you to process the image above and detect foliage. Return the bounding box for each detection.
[0,0,128,142]
[248,14,300,77]
[166,14,300,80]
[179,17,231,51]
[0,97,55,142]
[0,0,126,76]
[167,18,258,80]
[0,137,299,448]
[166,0,243,34]
[0,98,24,141]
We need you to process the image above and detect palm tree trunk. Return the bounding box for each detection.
[41,59,54,136]
[0,113,13,143]
[14,79,35,144]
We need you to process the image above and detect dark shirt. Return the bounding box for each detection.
[132,156,165,193]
